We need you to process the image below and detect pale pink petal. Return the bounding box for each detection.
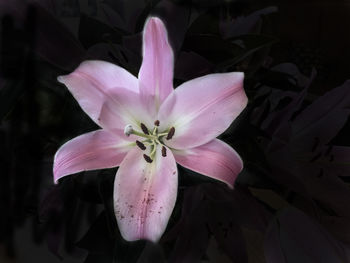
[97,87,156,133]
[114,145,178,242]
[58,60,141,129]
[138,17,174,111]
[158,72,247,149]
[53,129,135,184]
[173,139,243,188]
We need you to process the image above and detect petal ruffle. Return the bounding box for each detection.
[53,130,134,183]
[138,17,174,111]
[173,139,243,188]
[114,145,178,242]
[58,60,141,130]
[158,72,247,149]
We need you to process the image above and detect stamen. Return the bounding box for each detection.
[152,126,157,135]
[143,154,153,163]
[140,123,149,135]
[124,124,134,136]
[161,146,167,157]
[166,127,175,140]
[136,140,146,150]
[154,120,160,126]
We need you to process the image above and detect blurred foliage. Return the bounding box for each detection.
[1,0,350,262]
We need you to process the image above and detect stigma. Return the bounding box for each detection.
[124,124,134,136]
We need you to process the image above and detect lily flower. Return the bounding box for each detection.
[53,17,247,242]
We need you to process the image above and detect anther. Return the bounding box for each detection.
[136,140,146,150]
[166,127,175,140]
[143,154,153,163]
[124,124,134,136]
[140,123,149,135]
[154,120,160,126]
[161,146,167,157]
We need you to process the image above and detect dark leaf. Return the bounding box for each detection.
[220,6,278,38]
[78,14,129,49]
[218,34,278,70]
[188,14,220,36]
[77,211,115,255]
[183,34,243,64]
[264,207,349,263]
[292,80,350,149]
[0,79,25,121]
[152,0,191,53]
[32,3,86,70]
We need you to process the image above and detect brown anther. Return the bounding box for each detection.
[143,154,153,163]
[136,140,146,150]
[161,146,167,157]
[166,127,175,140]
[154,120,160,126]
[140,123,149,135]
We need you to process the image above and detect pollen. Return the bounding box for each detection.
[136,140,146,150]
[143,154,153,163]
[166,127,175,140]
[154,120,160,126]
[140,123,149,135]
[161,146,167,157]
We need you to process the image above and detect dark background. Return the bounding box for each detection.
[1,0,350,262]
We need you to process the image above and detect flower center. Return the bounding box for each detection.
[124,120,175,163]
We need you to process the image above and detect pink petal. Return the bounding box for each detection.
[97,87,156,132]
[158,72,247,149]
[114,145,178,242]
[138,17,174,110]
[53,129,135,184]
[173,139,243,188]
[58,60,141,129]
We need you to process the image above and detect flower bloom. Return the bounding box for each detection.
[53,17,247,242]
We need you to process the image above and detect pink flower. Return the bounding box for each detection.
[53,17,247,242]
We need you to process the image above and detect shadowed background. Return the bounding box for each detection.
[1,0,350,262]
